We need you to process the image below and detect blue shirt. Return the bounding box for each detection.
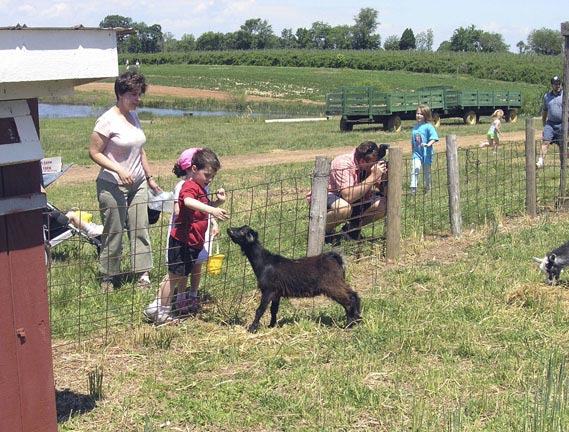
[411,122,439,165]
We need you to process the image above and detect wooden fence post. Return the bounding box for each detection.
[307,157,330,257]
[561,22,569,200]
[385,147,402,260]
[446,135,462,237]
[525,117,537,217]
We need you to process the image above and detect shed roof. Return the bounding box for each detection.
[0,25,123,100]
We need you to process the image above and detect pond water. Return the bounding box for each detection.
[38,104,258,119]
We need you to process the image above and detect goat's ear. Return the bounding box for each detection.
[549,254,557,264]
[246,230,257,243]
[533,257,544,264]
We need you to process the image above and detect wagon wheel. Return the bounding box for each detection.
[340,116,353,132]
[432,112,441,128]
[463,110,478,125]
[386,115,402,132]
[505,109,518,123]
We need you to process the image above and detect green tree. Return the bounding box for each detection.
[436,40,452,52]
[310,21,332,49]
[416,29,434,52]
[478,31,508,52]
[295,28,313,49]
[449,25,483,51]
[100,17,164,54]
[231,28,252,49]
[447,25,507,52]
[134,23,163,53]
[328,25,353,49]
[383,35,400,51]
[161,32,177,52]
[280,28,297,49]
[196,31,225,50]
[99,15,134,52]
[239,18,274,49]
[516,40,528,54]
[399,28,416,50]
[177,34,196,52]
[527,28,563,55]
[352,7,381,49]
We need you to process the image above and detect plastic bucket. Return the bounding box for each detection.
[206,254,225,275]
[78,211,92,224]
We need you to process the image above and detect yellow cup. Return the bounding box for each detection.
[206,254,225,275]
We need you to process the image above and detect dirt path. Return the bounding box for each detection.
[76,82,320,104]
[57,130,526,185]
[61,83,526,185]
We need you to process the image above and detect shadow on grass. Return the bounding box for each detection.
[56,389,97,423]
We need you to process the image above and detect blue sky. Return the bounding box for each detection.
[0,0,565,51]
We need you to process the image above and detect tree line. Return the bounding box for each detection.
[100,9,563,56]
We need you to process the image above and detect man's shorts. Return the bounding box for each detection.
[543,122,563,145]
[167,236,201,277]
[327,191,384,216]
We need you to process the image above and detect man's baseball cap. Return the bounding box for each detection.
[551,76,562,84]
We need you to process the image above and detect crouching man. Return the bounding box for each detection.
[324,140,388,244]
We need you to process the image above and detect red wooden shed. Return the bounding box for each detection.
[0,25,120,431]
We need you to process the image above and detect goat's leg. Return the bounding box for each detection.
[268,296,281,327]
[248,290,273,333]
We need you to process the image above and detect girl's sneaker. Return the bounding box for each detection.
[187,294,200,314]
[144,304,172,325]
[174,297,190,316]
[143,298,160,318]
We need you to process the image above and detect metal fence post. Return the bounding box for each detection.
[446,135,462,237]
[525,117,537,217]
[307,157,330,257]
[385,147,403,260]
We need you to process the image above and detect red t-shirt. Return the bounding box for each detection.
[170,179,209,250]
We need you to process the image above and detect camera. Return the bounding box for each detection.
[376,143,390,161]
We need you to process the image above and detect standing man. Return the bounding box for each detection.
[324,141,388,244]
[537,76,563,168]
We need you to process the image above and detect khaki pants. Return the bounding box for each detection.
[97,178,153,277]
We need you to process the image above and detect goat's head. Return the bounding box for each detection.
[227,225,258,248]
[533,254,562,285]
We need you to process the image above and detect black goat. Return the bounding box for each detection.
[533,240,569,285]
[227,225,361,333]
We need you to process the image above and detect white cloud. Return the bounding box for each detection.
[0,0,566,51]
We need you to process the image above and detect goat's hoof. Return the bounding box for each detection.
[247,325,258,333]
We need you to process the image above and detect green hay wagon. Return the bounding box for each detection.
[325,86,522,132]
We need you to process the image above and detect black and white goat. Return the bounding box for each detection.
[533,241,569,285]
[227,225,361,333]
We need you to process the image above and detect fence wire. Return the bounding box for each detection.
[48,140,563,352]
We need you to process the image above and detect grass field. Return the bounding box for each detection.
[54,213,569,431]
[43,64,569,431]
[44,63,546,116]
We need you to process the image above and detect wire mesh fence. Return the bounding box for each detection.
[47,138,564,351]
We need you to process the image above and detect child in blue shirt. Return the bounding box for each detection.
[410,104,439,195]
